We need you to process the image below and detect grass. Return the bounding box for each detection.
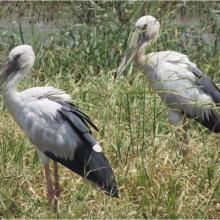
[0,1,220,218]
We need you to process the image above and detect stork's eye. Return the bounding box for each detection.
[141,24,147,30]
[6,53,22,74]
[141,31,146,39]
[13,54,21,63]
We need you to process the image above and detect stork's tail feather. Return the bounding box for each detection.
[194,110,220,133]
[44,146,118,198]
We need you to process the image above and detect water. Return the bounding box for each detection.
[0,13,219,49]
[0,18,60,46]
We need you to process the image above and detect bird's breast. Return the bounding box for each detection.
[15,107,81,160]
[142,61,214,109]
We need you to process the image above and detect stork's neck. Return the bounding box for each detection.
[135,41,151,67]
[2,70,25,114]
[136,47,147,67]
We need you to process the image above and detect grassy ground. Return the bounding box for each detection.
[0,1,220,218]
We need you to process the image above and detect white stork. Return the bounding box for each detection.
[117,15,220,154]
[0,45,118,211]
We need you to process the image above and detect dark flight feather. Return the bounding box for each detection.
[44,146,119,198]
[44,100,118,197]
[57,101,99,132]
[192,67,220,104]
[184,109,220,133]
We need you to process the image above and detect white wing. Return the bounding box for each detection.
[15,87,96,159]
[145,51,214,110]
[20,86,71,102]
[144,51,220,132]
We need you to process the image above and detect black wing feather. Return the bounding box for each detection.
[43,100,118,197]
[197,75,220,104]
[44,147,118,198]
[192,67,220,104]
[185,109,220,133]
[182,67,220,132]
[57,101,99,132]
[67,102,99,131]
[58,108,96,146]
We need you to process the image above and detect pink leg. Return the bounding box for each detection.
[44,163,54,209]
[168,110,189,155]
[53,161,60,212]
[175,126,189,156]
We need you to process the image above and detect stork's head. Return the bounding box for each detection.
[135,15,160,43]
[117,15,160,75]
[0,45,35,85]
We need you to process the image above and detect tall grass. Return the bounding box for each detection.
[0,1,220,218]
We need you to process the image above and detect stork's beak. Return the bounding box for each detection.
[117,29,149,76]
[0,58,19,84]
[117,30,140,76]
[0,60,10,84]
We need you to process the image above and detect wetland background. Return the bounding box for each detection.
[0,1,220,218]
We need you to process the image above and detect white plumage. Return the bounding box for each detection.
[0,45,118,211]
[118,15,220,153]
[144,51,214,114]
[11,87,76,159]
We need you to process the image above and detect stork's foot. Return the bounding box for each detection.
[53,197,58,213]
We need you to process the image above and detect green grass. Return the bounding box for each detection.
[0,1,220,219]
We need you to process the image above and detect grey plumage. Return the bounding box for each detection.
[117,15,220,135]
[0,45,119,203]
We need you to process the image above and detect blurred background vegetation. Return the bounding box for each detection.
[0,1,220,219]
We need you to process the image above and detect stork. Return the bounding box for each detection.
[0,45,118,211]
[117,15,220,154]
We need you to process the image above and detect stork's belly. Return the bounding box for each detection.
[143,59,214,112]
[150,78,213,111]
[16,113,79,159]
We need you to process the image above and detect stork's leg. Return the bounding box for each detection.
[168,109,189,155]
[44,163,54,209]
[53,161,60,212]
[175,124,189,155]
